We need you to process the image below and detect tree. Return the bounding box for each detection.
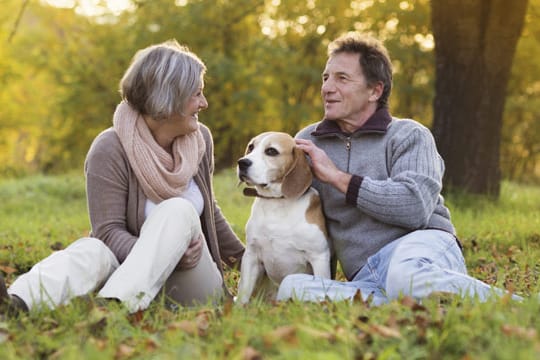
[501,1,540,182]
[431,0,529,197]
[2,0,536,179]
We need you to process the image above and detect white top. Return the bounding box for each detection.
[144,178,204,218]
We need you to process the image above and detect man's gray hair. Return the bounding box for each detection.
[328,32,393,109]
[120,39,206,120]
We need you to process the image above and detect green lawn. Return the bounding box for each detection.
[0,170,539,359]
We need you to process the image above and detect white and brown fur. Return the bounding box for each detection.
[236,132,331,304]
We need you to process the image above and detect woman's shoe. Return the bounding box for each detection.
[0,274,28,315]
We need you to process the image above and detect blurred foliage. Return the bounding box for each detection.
[502,2,540,183]
[0,0,538,181]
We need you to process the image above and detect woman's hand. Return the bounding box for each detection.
[176,233,204,270]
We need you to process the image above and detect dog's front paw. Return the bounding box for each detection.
[235,293,251,305]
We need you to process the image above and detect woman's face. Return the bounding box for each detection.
[171,83,208,135]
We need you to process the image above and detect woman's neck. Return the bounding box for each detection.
[143,115,174,153]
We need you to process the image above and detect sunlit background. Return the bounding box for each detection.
[44,0,134,16]
[1,0,538,187]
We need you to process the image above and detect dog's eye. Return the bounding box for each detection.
[246,144,254,154]
[265,147,279,156]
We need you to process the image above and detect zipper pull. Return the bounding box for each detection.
[346,138,351,150]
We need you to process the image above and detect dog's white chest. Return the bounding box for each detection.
[245,195,327,284]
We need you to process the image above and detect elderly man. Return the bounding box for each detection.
[277,32,519,305]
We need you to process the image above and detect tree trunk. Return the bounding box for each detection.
[431,0,528,197]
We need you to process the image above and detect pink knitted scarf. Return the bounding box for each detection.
[113,101,205,203]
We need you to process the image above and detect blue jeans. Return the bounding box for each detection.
[276,229,521,304]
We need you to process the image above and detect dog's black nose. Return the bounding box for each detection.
[237,158,252,172]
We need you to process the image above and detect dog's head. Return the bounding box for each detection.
[237,132,312,199]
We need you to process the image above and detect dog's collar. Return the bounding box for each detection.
[243,187,285,199]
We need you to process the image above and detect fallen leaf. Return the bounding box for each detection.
[144,337,159,351]
[501,324,537,340]
[414,314,430,330]
[263,325,298,347]
[369,324,402,339]
[0,265,17,275]
[400,296,427,311]
[168,320,199,336]
[115,344,135,359]
[298,325,336,343]
[195,311,211,336]
[400,296,416,307]
[128,310,145,325]
[242,346,262,360]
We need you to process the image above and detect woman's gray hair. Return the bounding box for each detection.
[120,39,206,120]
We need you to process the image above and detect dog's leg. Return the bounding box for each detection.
[237,249,264,304]
[310,253,331,279]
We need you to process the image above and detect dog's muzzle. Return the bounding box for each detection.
[237,158,252,182]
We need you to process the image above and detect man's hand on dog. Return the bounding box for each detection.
[295,138,352,193]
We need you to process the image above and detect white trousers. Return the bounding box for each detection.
[8,198,223,313]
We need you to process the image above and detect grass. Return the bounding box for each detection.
[1,170,540,359]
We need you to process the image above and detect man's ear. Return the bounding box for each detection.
[281,147,313,199]
[369,81,384,102]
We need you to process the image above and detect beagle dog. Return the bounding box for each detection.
[236,132,331,304]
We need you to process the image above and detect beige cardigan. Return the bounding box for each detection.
[84,124,245,278]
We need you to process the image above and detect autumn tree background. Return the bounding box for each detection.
[0,0,538,196]
[432,0,529,197]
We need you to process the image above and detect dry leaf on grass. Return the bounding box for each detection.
[168,320,198,336]
[128,310,145,325]
[369,324,402,339]
[501,324,537,340]
[115,344,135,359]
[298,325,337,343]
[400,296,427,311]
[194,309,212,335]
[144,337,159,351]
[168,315,210,337]
[263,325,298,347]
[0,265,17,275]
[242,346,262,360]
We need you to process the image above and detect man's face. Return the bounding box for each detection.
[321,52,378,128]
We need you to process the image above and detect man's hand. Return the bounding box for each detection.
[295,138,352,194]
[176,233,204,270]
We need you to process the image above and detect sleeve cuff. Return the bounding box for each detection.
[345,175,363,205]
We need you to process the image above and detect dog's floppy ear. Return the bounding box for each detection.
[282,147,313,199]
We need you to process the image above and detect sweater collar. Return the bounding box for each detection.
[311,107,392,137]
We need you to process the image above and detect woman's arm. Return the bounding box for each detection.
[85,129,138,263]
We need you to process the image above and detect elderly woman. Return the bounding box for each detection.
[0,40,245,314]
